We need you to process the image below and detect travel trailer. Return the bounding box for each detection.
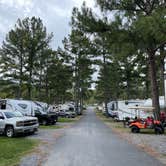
[0,99,36,116]
[107,100,152,121]
[143,96,166,110]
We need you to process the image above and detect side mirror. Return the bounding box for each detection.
[0,116,4,120]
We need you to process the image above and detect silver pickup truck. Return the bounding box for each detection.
[0,110,39,137]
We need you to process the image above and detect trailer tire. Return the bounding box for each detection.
[131,126,140,133]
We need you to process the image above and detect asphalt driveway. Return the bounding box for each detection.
[43,107,163,166]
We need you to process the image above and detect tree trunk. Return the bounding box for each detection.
[45,68,49,103]
[160,59,165,96]
[28,69,32,100]
[38,67,42,100]
[103,54,109,117]
[18,53,23,99]
[148,50,160,120]
[126,78,130,100]
[160,47,165,97]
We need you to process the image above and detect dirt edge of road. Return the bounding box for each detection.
[96,113,166,166]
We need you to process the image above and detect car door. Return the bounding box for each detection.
[0,112,5,133]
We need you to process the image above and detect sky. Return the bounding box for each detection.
[0,0,99,88]
[0,0,95,48]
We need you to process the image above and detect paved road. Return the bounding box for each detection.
[43,107,163,166]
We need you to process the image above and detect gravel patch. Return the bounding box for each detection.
[105,122,166,165]
[20,123,73,166]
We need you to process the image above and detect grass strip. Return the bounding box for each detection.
[0,137,38,166]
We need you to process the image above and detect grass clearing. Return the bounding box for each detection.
[58,116,81,123]
[0,137,38,166]
[39,125,63,129]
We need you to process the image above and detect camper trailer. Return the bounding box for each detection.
[0,99,36,116]
[107,100,152,121]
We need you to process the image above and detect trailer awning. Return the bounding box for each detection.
[128,106,155,112]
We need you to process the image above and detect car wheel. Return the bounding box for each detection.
[131,126,140,133]
[51,121,56,125]
[5,126,14,138]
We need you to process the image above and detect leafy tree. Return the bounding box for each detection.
[63,29,93,114]
[0,17,53,100]
[71,1,166,119]
[95,1,166,120]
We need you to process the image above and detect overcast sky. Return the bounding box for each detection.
[0,0,95,48]
[0,0,99,86]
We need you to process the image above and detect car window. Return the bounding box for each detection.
[4,111,23,118]
[4,112,15,118]
[18,103,28,109]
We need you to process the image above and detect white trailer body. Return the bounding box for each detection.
[0,99,43,116]
[107,100,152,121]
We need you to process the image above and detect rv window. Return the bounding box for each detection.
[18,104,28,109]
[0,100,6,109]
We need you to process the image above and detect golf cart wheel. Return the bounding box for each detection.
[155,126,164,134]
[5,126,14,138]
[131,126,140,133]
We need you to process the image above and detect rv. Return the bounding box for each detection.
[0,99,36,116]
[107,100,151,121]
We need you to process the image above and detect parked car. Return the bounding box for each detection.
[58,110,67,117]
[65,110,76,118]
[0,110,39,137]
[34,108,58,125]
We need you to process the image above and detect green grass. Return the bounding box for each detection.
[0,137,38,166]
[39,125,63,129]
[58,117,80,123]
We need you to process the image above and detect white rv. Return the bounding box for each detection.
[107,100,152,121]
[0,99,43,116]
[143,96,166,110]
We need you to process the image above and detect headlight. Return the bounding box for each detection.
[16,121,24,127]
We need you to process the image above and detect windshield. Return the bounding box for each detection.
[4,111,23,118]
